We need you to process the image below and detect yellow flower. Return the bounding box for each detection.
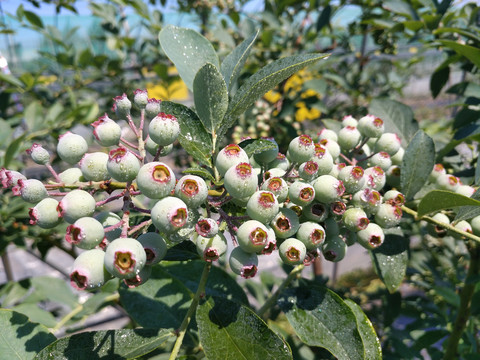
[264,90,282,103]
[295,102,321,122]
[301,89,319,99]
[284,74,302,93]
[146,80,189,101]
[37,75,57,85]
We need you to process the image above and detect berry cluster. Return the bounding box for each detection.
[1,91,408,291]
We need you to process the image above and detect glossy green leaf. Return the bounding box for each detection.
[437,40,480,69]
[454,188,480,222]
[0,309,56,360]
[183,167,215,182]
[221,53,329,138]
[159,25,219,91]
[430,65,450,98]
[238,138,278,157]
[401,130,435,201]
[193,63,228,134]
[24,11,44,28]
[161,101,212,166]
[278,285,365,360]
[417,190,480,217]
[370,235,409,293]
[344,300,382,360]
[368,98,418,146]
[197,296,292,360]
[11,304,57,328]
[4,135,26,168]
[316,5,332,31]
[221,30,258,92]
[34,329,173,360]
[0,120,13,150]
[164,241,199,261]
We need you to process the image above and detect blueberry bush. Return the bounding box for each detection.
[1,1,480,359]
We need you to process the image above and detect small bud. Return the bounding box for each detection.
[133,89,149,109]
[27,143,50,165]
[112,93,132,118]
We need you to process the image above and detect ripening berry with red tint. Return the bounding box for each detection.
[279,238,306,265]
[29,198,60,229]
[91,114,122,147]
[215,144,250,177]
[237,220,269,254]
[338,165,365,194]
[296,221,326,250]
[343,208,369,232]
[137,162,176,199]
[352,188,382,214]
[383,190,405,206]
[107,147,141,182]
[195,218,219,238]
[151,196,189,234]
[175,175,208,208]
[246,190,279,223]
[229,247,258,278]
[270,208,300,239]
[357,115,384,138]
[149,112,180,146]
[288,181,315,206]
[196,233,227,262]
[104,237,146,279]
[224,162,258,199]
[1,169,26,188]
[70,249,112,290]
[287,134,315,164]
[356,223,385,250]
[364,166,386,191]
[65,217,105,250]
[261,176,288,203]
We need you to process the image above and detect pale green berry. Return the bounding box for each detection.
[311,144,334,175]
[322,235,347,262]
[356,223,385,249]
[296,222,325,250]
[374,133,401,156]
[107,147,140,182]
[137,162,176,199]
[319,138,340,160]
[113,93,132,118]
[302,202,329,222]
[145,137,173,157]
[470,215,480,236]
[270,208,300,239]
[383,190,405,206]
[386,165,401,188]
[104,237,146,279]
[59,168,84,184]
[95,211,122,241]
[215,144,249,177]
[374,203,402,228]
[175,175,208,208]
[124,265,152,288]
[80,152,110,181]
[450,220,473,239]
[352,188,382,214]
[229,247,258,278]
[57,132,88,164]
[264,167,286,180]
[298,161,319,181]
[262,226,277,255]
[196,233,227,262]
[318,128,338,142]
[137,232,167,265]
[368,151,392,171]
[29,198,60,229]
[151,196,189,234]
[279,238,306,265]
[456,185,475,197]
[70,249,112,290]
[17,179,47,204]
[224,162,258,199]
[92,114,121,147]
[66,217,105,250]
[343,208,369,232]
[338,166,365,194]
[133,89,148,109]
[436,174,460,191]
[287,134,315,164]
[313,175,345,204]
[337,126,361,151]
[427,213,450,237]
[261,177,288,203]
[237,220,269,253]
[429,164,446,183]
[246,190,279,223]
[149,112,180,146]
[288,181,315,206]
[390,147,404,165]
[268,153,290,171]
[27,144,50,165]
[342,115,358,127]
[145,98,161,119]
[357,115,384,138]
[58,189,96,224]
[195,218,218,238]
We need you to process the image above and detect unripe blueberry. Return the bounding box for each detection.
[95,211,122,241]
[470,215,480,236]
[253,137,279,164]
[285,202,303,218]
[342,115,358,127]
[70,249,112,290]
[124,265,152,288]
[337,126,361,151]
[196,233,227,262]
[322,235,347,262]
[383,190,405,206]
[137,232,167,265]
[323,216,340,236]
[298,161,319,181]
[288,181,315,206]
[59,168,84,184]
[57,132,88,165]
[195,218,219,238]
[137,162,176,199]
[287,134,314,164]
[237,220,269,253]
[261,177,288,203]
[246,190,279,223]
[296,222,325,250]
[133,89,149,109]
[145,98,161,119]
[1,169,25,188]
[279,238,306,265]
[16,179,47,204]
[311,144,334,175]
[436,174,460,191]
[80,152,109,181]
[26,143,50,165]
[107,147,141,182]
[262,226,277,255]
[112,93,132,118]
[356,223,385,249]
[427,213,450,237]
[352,188,382,214]
[58,189,96,224]
[318,128,338,142]
[149,112,180,146]
[145,137,174,157]
[29,198,60,229]
[215,144,249,177]
[374,133,401,156]
[151,196,189,234]
[229,246,258,278]
[66,217,105,250]
[364,166,386,191]
[302,201,328,222]
[390,146,404,165]
[450,220,473,239]
[329,162,346,178]
[368,151,392,171]
[343,208,369,232]
[175,175,208,208]
[319,138,341,160]
[456,185,475,197]
[268,153,290,171]
[224,162,258,199]
[313,175,345,204]
[429,164,446,183]
[91,114,122,147]
[104,237,146,279]
[338,165,365,194]
[344,230,357,246]
[386,165,401,188]
[270,208,300,239]
[357,115,384,138]
[374,203,402,228]
[264,167,286,180]
[330,201,347,216]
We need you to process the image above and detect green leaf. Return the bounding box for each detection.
[412,329,449,351]
[430,65,450,98]
[11,304,57,328]
[183,167,215,182]
[368,98,418,146]
[24,102,45,132]
[4,135,26,169]
[437,40,480,69]
[31,277,78,309]
[221,30,258,92]
[454,188,480,222]
[161,101,212,166]
[159,25,219,91]
[417,190,480,217]
[238,138,278,157]
[193,63,229,134]
[278,285,365,360]
[0,309,56,360]
[0,120,13,150]
[316,5,332,31]
[433,286,460,307]
[0,73,25,89]
[434,27,480,44]
[34,329,173,360]
[344,300,382,360]
[24,11,44,28]
[400,130,435,201]
[383,0,418,20]
[221,53,329,139]
[197,296,292,360]
[370,235,409,293]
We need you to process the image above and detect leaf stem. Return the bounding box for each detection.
[257,264,304,318]
[169,262,211,360]
[401,205,480,243]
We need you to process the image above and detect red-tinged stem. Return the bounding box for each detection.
[46,164,61,183]
[104,220,123,233]
[120,137,139,150]
[126,113,139,137]
[48,191,69,197]
[339,152,354,165]
[128,219,152,236]
[96,191,126,207]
